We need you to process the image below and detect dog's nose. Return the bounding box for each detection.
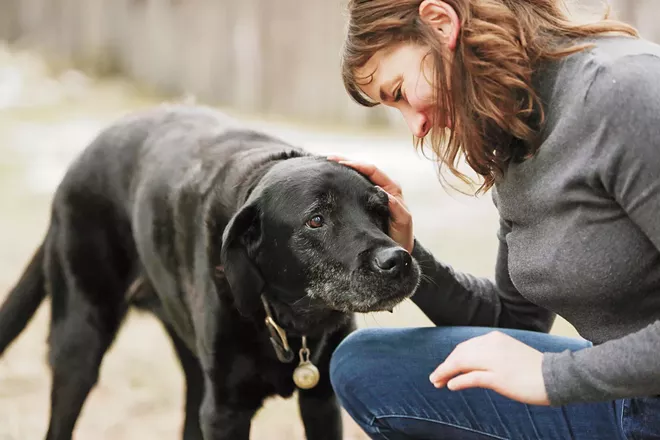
[372,247,411,277]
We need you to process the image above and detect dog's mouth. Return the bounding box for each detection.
[264,285,413,336]
[363,289,415,312]
[301,266,420,315]
[341,285,416,314]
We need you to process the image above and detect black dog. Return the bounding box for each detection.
[0,105,421,440]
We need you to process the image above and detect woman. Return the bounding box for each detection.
[327,0,660,438]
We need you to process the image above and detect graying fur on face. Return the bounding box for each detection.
[301,251,421,314]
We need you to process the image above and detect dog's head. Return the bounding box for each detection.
[217,156,420,334]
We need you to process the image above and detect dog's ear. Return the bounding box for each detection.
[217,202,265,317]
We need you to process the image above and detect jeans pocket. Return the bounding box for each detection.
[621,396,660,440]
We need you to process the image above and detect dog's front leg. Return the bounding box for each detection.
[298,325,354,440]
[199,386,255,440]
[298,388,342,440]
[193,293,257,440]
[197,350,257,440]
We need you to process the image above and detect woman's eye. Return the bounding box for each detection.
[306,215,325,229]
[393,86,403,102]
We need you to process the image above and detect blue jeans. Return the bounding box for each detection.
[329,327,660,439]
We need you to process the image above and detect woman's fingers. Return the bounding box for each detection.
[327,157,402,196]
[446,371,496,391]
[328,156,414,252]
[326,155,349,162]
[380,189,414,253]
[428,332,551,406]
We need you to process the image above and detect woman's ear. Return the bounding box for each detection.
[419,0,461,51]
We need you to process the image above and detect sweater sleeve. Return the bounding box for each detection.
[410,193,555,332]
[542,53,660,406]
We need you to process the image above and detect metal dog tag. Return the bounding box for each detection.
[293,339,320,389]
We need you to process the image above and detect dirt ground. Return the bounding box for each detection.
[0,46,578,439]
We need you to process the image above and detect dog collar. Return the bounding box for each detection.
[260,295,320,389]
[261,294,295,363]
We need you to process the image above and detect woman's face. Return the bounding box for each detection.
[351,0,460,137]
[355,44,442,138]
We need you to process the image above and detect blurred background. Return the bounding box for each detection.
[0,1,657,439]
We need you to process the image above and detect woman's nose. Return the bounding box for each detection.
[402,109,431,138]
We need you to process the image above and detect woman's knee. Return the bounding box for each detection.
[329,327,408,423]
[330,328,393,388]
[329,327,457,397]
[329,328,407,397]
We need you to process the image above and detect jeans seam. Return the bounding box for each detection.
[619,399,630,440]
[485,390,511,439]
[523,404,541,440]
[374,414,510,440]
[368,415,393,440]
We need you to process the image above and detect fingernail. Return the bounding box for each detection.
[430,377,445,388]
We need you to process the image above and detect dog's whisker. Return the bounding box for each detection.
[292,294,311,307]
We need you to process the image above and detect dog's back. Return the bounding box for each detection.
[57,105,303,215]
[55,106,238,211]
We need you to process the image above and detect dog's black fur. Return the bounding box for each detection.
[0,105,421,440]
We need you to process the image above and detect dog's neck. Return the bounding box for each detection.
[261,293,323,390]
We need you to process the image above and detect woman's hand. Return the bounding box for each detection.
[429,331,551,406]
[327,156,414,253]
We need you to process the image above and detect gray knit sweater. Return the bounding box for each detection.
[410,36,660,406]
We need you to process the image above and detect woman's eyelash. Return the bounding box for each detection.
[393,86,403,102]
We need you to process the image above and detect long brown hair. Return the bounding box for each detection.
[342,0,638,193]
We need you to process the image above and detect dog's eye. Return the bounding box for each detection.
[306,215,325,229]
